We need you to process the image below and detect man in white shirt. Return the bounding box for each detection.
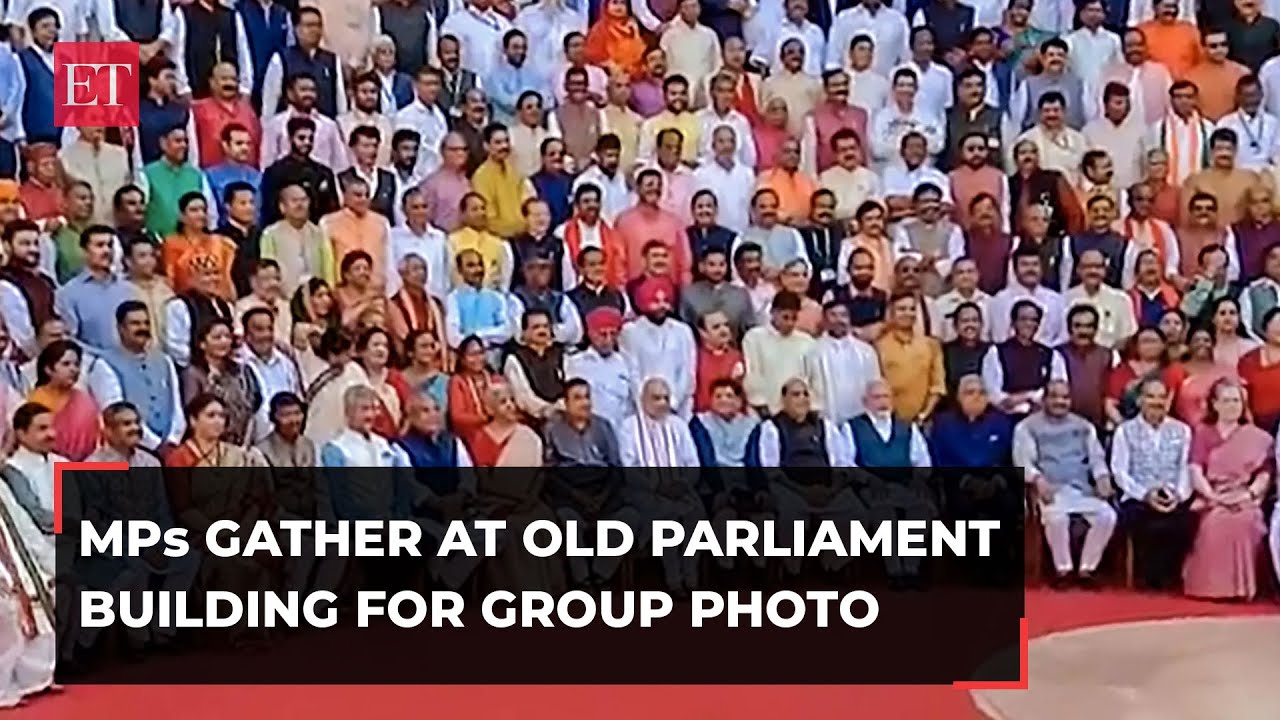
[882,132,951,215]
[572,134,630,224]
[773,0,826,77]
[990,243,1067,345]
[692,125,755,233]
[827,0,909,76]
[439,0,512,80]
[387,188,449,299]
[803,300,880,423]
[619,276,698,418]
[2,403,66,535]
[695,73,756,167]
[844,34,890,114]
[895,26,952,121]
[1082,82,1148,190]
[818,128,882,220]
[395,67,451,178]
[239,306,302,444]
[260,74,349,172]
[870,68,944,166]
[565,306,634,431]
[1016,92,1088,185]
[1216,74,1280,171]
[933,257,991,342]
[1064,0,1122,92]
[659,0,721,100]
[514,0,587,91]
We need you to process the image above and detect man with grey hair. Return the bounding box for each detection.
[758,377,864,575]
[618,377,704,595]
[388,189,449,299]
[320,386,410,471]
[1014,379,1115,588]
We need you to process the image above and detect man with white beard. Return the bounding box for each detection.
[619,377,704,597]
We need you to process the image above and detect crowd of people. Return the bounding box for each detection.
[3,0,1280,706]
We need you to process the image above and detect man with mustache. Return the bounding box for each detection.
[86,301,185,457]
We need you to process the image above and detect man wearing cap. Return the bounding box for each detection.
[566,307,635,432]
[619,276,698,419]
[506,247,583,347]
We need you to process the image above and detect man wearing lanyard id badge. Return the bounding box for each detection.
[798,189,847,300]
[1216,75,1280,171]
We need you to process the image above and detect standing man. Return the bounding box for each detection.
[619,277,698,419]
[260,184,335,296]
[875,291,944,424]
[742,291,816,415]
[0,220,57,359]
[205,124,262,222]
[261,7,345,119]
[804,300,880,424]
[55,226,137,355]
[191,63,261,169]
[259,117,340,226]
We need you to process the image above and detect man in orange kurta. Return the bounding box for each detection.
[1138,0,1201,80]
[613,168,692,285]
[321,177,392,292]
[755,137,819,223]
[1183,29,1249,122]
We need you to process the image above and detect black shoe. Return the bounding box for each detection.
[1049,572,1072,590]
[1077,571,1098,590]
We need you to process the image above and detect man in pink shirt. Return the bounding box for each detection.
[615,168,692,285]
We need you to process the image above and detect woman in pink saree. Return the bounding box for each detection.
[1183,378,1273,599]
[27,340,100,460]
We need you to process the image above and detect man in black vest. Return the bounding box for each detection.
[261,7,344,118]
[163,263,233,368]
[981,299,1067,420]
[437,34,480,118]
[502,308,566,426]
[798,189,844,300]
[337,126,398,220]
[377,0,436,75]
[261,116,340,225]
[942,67,1001,171]
[215,181,262,296]
[0,220,57,360]
[176,0,250,99]
[566,247,628,323]
[509,249,583,346]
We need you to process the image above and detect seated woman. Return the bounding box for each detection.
[304,328,365,446]
[291,277,340,385]
[447,335,500,450]
[1207,296,1258,367]
[180,319,263,447]
[1105,327,1186,427]
[27,339,100,461]
[162,192,236,300]
[1236,307,1280,434]
[333,251,386,333]
[583,0,648,80]
[353,327,407,439]
[1183,378,1273,600]
[398,329,450,415]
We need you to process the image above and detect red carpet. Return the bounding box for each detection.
[22,590,1279,719]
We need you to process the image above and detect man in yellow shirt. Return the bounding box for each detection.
[874,292,945,424]
[470,124,533,238]
[637,75,700,165]
[447,193,514,291]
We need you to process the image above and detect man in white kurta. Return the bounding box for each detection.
[618,377,704,594]
[1013,380,1116,584]
[0,475,55,708]
[1145,82,1215,187]
[742,291,816,414]
[618,277,698,419]
[803,301,881,424]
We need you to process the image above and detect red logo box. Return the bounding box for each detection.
[53,42,140,128]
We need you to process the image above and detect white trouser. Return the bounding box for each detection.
[0,598,55,707]
[1270,507,1280,589]
[1040,487,1117,573]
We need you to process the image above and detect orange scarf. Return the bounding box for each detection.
[563,217,626,288]
[1161,113,1209,184]
[584,17,646,79]
[1123,216,1172,271]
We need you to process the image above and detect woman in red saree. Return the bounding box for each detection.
[1183,378,1273,599]
[28,340,100,460]
[334,251,386,333]
[354,327,406,439]
[583,0,648,80]
[447,335,499,449]
[470,382,544,467]
[1105,327,1186,426]
[1236,308,1280,433]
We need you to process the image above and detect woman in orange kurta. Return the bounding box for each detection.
[447,335,500,449]
[583,0,648,80]
[162,192,237,299]
[1236,308,1280,433]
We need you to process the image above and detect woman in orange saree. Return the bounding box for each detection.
[28,340,100,461]
[162,192,237,300]
[583,0,648,80]
[447,335,499,450]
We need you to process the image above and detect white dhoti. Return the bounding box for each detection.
[771,482,874,574]
[0,598,55,708]
[0,483,55,707]
[1039,485,1116,573]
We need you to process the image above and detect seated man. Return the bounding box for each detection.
[502,309,567,425]
[80,402,199,654]
[1110,378,1195,591]
[848,378,935,588]
[618,377,704,596]
[1013,380,1116,588]
[2,403,67,535]
[690,378,766,570]
[929,375,1019,541]
[981,299,1067,419]
[507,248,583,346]
[444,248,514,357]
[543,378,635,587]
[757,377,862,575]
[564,307,633,431]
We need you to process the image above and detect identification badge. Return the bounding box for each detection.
[986,137,1000,149]
[820,268,836,283]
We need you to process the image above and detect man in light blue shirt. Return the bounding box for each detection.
[205,123,263,220]
[487,29,553,124]
[54,225,139,354]
[0,41,25,178]
[444,248,512,355]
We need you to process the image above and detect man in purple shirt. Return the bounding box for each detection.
[419,131,472,233]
